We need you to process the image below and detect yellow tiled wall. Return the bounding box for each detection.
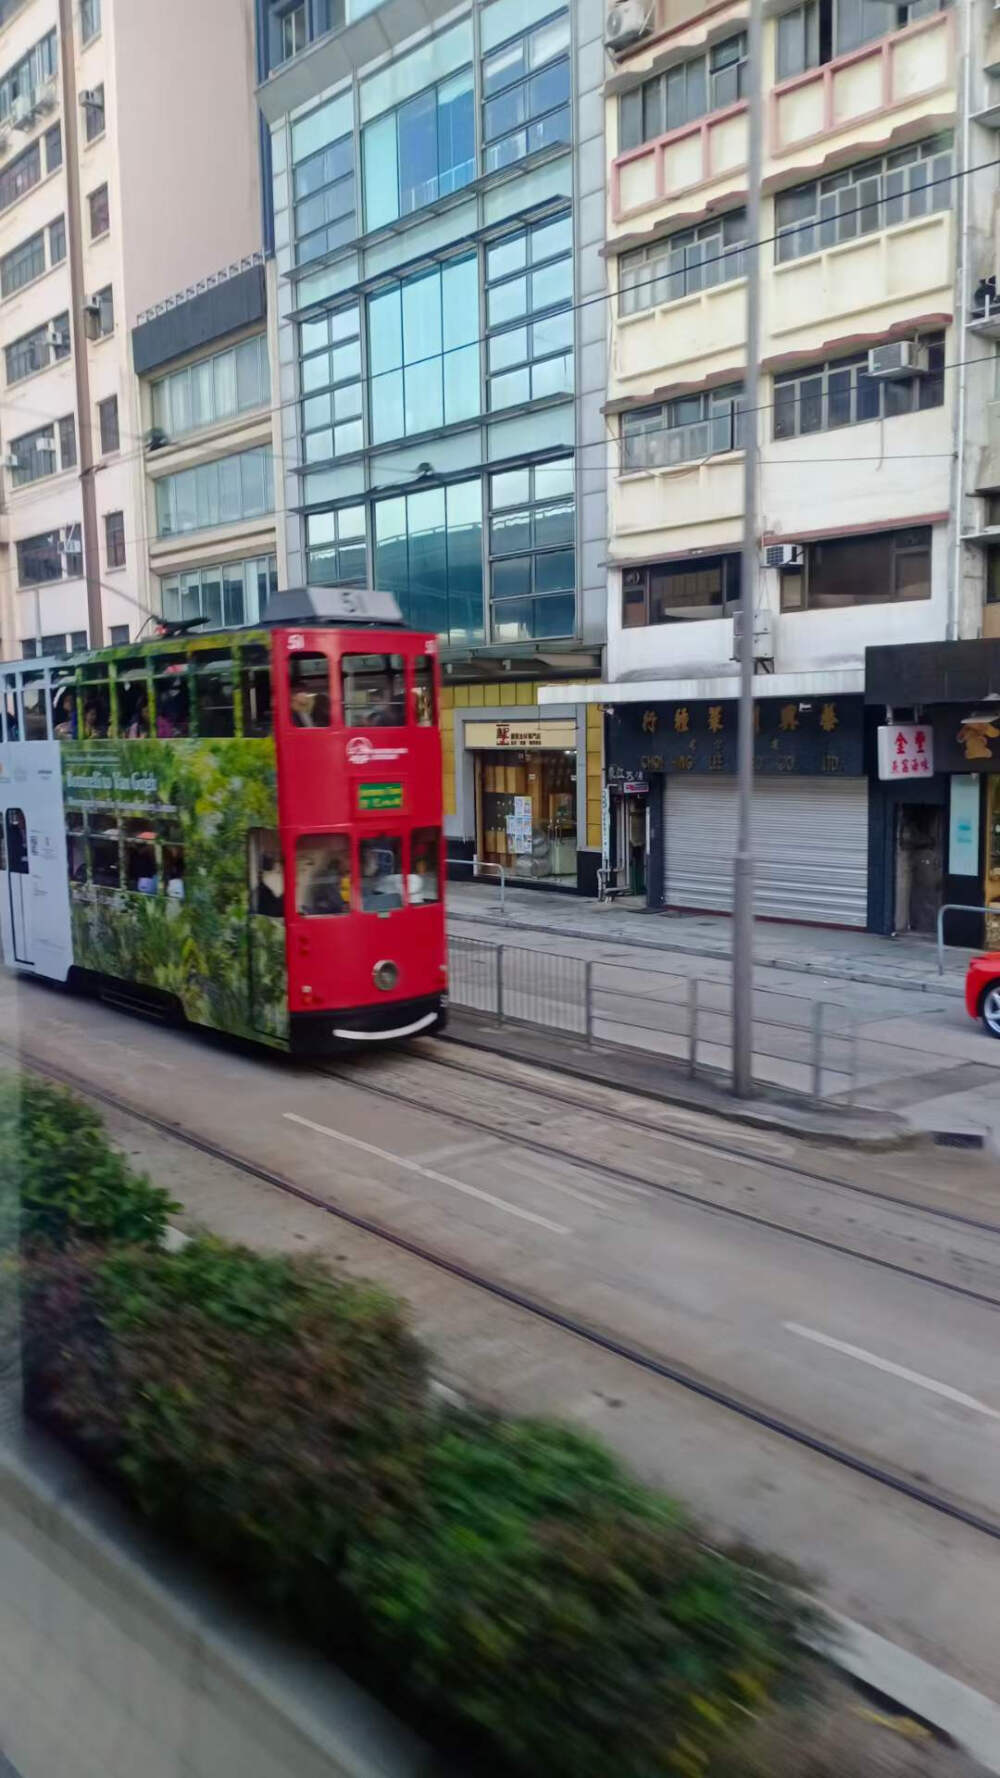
[585,703,603,850]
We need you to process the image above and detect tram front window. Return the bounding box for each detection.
[360,836,403,912]
[409,828,441,904]
[296,834,351,916]
[342,655,405,728]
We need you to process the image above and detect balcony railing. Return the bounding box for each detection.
[621,402,743,473]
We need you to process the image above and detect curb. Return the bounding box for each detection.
[825,1610,1000,1774]
[446,903,965,998]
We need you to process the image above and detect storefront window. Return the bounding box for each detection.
[476,747,576,884]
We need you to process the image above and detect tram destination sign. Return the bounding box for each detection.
[357,781,403,811]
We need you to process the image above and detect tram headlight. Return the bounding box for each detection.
[373,959,399,992]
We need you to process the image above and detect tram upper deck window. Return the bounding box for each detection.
[80,665,110,738]
[342,654,405,728]
[193,651,235,739]
[413,656,435,726]
[116,664,150,738]
[3,676,18,741]
[288,652,331,728]
[154,658,190,738]
[22,674,49,740]
[51,668,78,738]
[360,835,404,912]
[242,645,272,738]
[296,834,351,916]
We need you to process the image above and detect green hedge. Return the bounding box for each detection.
[24,1233,815,1778]
[0,1073,175,1251]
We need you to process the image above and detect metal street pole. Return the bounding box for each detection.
[732,0,763,1097]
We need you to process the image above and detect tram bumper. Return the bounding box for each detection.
[289,994,447,1054]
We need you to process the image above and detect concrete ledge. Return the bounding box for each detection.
[0,1427,449,1778]
[827,1612,1000,1776]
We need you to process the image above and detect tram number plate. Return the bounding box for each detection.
[358,782,403,811]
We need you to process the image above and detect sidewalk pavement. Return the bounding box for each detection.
[445,884,1000,1149]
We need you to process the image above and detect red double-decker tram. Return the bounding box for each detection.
[0,586,447,1054]
[273,594,447,1049]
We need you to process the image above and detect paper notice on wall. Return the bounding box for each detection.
[512,795,533,854]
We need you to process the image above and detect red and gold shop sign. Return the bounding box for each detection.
[465,720,576,750]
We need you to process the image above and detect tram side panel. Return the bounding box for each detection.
[0,743,73,981]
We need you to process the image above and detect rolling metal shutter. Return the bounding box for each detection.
[663,776,869,927]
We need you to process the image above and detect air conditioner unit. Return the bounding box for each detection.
[11,93,35,129]
[731,607,775,660]
[1,452,19,472]
[36,438,57,457]
[762,543,803,570]
[34,80,57,113]
[605,0,653,52]
[46,322,67,349]
[78,88,102,109]
[867,340,928,380]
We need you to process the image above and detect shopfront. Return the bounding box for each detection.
[866,640,1000,945]
[605,695,868,926]
[466,719,578,886]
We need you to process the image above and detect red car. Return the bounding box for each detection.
[966,955,1000,1037]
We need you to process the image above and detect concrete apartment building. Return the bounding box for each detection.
[256,0,609,893]
[535,0,1000,936]
[0,0,261,660]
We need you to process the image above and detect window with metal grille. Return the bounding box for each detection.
[489,457,575,641]
[775,137,952,263]
[481,7,570,175]
[773,336,945,438]
[1,229,44,297]
[486,211,573,411]
[58,414,76,470]
[104,510,125,569]
[621,386,745,471]
[0,29,56,126]
[619,211,747,316]
[49,216,66,265]
[0,141,40,214]
[83,85,105,142]
[9,423,56,486]
[17,531,64,586]
[4,311,69,384]
[777,0,949,79]
[619,33,746,152]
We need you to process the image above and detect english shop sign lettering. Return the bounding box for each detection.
[606,698,864,777]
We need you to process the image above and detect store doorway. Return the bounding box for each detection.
[475,749,578,886]
[895,804,943,935]
[614,791,647,897]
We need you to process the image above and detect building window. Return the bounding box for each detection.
[4,310,69,383]
[71,629,87,651]
[300,306,362,463]
[80,0,101,43]
[83,84,105,142]
[306,506,367,584]
[481,7,571,175]
[773,337,945,437]
[158,555,278,628]
[1,229,45,297]
[88,183,110,239]
[486,211,573,411]
[622,554,741,627]
[619,33,746,152]
[621,385,745,471]
[104,510,125,568]
[361,24,475,231]
[780,526,932,610]
[0,30,57,127]
[374,478,483,642]
[619,211,747,316]
[44,123,62,171]
[777,0,949,80]
[368,257,479,444]
[9,424,56,486]
[151,334,269,440]
[282,3,306,61]
[89,284,113,337]
[155,448,274,538]
[97,394,119,454]
[489,457,574,640]
[17,528,78,587]
[775,136,952,263]
[49,216,66,266]
[0,142,40,215]
[291,95,355,267]
[109,626,130,648]
[58,413,76,470]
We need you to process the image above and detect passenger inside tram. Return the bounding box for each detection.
[360,837,403,912]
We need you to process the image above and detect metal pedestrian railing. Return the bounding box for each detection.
[447,855,507,909]
[446,935,864,1105]
[936,902,991,974]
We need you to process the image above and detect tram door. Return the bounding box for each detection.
[5,809,32,964]
[247,827,286,1038]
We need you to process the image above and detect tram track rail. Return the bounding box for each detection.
[7,1037,1000,1546]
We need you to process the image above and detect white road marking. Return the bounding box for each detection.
[784,1322,1000,1422]
[498,1153,630,1213]
[283,1111,570,1235]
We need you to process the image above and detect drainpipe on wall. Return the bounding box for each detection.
[58,0,103,648]
[949,0,974,644]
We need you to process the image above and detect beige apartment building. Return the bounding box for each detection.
[543,0,1000,935]
[0,0,262,659]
